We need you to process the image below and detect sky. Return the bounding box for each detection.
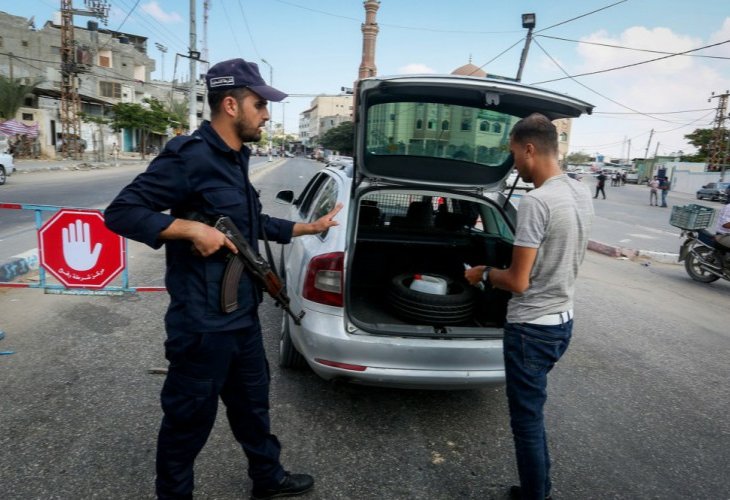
[5,0,730,160]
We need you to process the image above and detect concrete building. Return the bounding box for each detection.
[0,10,201,158]
[299,94,353,146]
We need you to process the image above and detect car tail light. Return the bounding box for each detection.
[302,251,344,307]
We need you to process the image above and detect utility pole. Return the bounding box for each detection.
[643,128,654,159]
[188,0,198,134]
[707,90,729,179]
[516,13,536,82]
[201,0,210,119]
[155,42,167,80]
[59,0,109,160]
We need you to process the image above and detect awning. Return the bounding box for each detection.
[0,119,39,138]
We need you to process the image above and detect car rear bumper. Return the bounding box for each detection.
[290,307,506,389]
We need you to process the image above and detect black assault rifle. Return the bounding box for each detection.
[189,213,305,325]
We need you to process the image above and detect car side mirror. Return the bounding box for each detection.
[275,190,295,205]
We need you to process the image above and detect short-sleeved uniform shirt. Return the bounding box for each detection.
[507,174,594,323]
[105,121,295,333]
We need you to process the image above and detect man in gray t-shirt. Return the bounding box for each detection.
[465,113,593,500]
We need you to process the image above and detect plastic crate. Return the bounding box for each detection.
[669,204,716,230]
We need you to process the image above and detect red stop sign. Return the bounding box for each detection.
[38,209,125,288]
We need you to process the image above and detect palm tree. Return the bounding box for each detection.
[167,98,189,135]
[0,75,43,121]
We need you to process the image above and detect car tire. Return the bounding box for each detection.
[0,166,6,185]
[279,313,307,369]
[696,193,702,199]
[388,273,476,325]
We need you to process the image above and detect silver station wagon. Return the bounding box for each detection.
[275,74,593,389]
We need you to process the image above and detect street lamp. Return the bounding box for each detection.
[515,13,536,82]
[155,42,167,80]
[261,58,274,162]
[281,100,290,153]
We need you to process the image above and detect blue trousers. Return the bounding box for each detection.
[503,320,572,500]
[156,321,284,499]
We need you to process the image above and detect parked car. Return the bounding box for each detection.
[55,136,87,153]
[274,74,593,389]
[625,171,640,184]
[0,151,16,185]
[696,182,730,202]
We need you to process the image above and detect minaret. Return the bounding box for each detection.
[354,0,380,114]
[358,0,380,80]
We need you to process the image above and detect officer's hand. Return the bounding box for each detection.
[311,203,343,233]
[189,222,238,257]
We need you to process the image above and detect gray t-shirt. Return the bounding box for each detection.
[506,174,594,323]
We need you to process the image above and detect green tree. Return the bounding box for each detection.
[167,98,189,134]
[566,151,591,165]
[320,121,354,155]
[109,97,171,160]
[682,128,729,162]
[0,75,43,120]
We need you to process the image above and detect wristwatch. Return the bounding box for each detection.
[482,266,493,288]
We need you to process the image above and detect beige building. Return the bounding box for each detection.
[299,95,353,146]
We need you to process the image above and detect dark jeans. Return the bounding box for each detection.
[594,185,605,199]
[661,189,668,207]
[504,320,572,500]
[156,321,284,499]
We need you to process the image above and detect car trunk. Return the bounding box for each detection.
[345,188,513,339]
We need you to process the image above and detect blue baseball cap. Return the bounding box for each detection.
[205,58,287,102]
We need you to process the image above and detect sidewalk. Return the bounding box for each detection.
[14,155,149,173]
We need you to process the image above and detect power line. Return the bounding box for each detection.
[594,108,716,115]
[271,0,520,34]
[533,0,628,34]
[532,38,730,85]
[530,38,678,124]
[537,34,730,60]
[218,0,245,55]
[238,0,262,60]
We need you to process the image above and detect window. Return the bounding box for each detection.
[559,132,568,142]
[296,173,327,216]
[416,119,423,130]
[99,81,122,99]
[480,121,489,132]
[0,36,4,48]
[427,120,435,130]
[98,49,112,68]
[21,40,29,47]
[461,120,471,131]
[22,113,34,121]
[492,123,502,133]
[442,120,449,131]
[309,178,338,239]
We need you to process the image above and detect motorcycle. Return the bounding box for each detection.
[678,229,730,283]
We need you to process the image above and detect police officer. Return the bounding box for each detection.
[105,58,341,500]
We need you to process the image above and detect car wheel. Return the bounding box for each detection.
[696,193,702,199]
[388,273,476,325]
[684,247,721,283]
[0,166,6,185]
[279,309,307,369]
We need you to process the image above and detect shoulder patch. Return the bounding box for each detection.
[163,134,203,154]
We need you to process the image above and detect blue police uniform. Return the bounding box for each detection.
[105,120,295,499]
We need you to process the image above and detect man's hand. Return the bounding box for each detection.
[293,203,344,237]
[464,264,486,287]
[160,219,238,256]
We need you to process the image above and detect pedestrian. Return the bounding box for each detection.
[714,191,730,249]
[465,113,594,500]
[622,171,627,185]
[648,176,659,206]
[105,58,342,500]
[659,176,670,207]
[594,170,607,199]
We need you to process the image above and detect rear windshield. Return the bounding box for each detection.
[365,101,518,167]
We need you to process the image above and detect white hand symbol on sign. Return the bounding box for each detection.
[62,219,102,271]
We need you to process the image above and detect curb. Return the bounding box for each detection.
[587,239,680,265]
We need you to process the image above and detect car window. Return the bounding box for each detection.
[297,172,327,217]
[308,177,338,239]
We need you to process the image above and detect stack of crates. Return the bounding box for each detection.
[669,204,716,230]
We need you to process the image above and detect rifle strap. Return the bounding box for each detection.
[262,229,279,277]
